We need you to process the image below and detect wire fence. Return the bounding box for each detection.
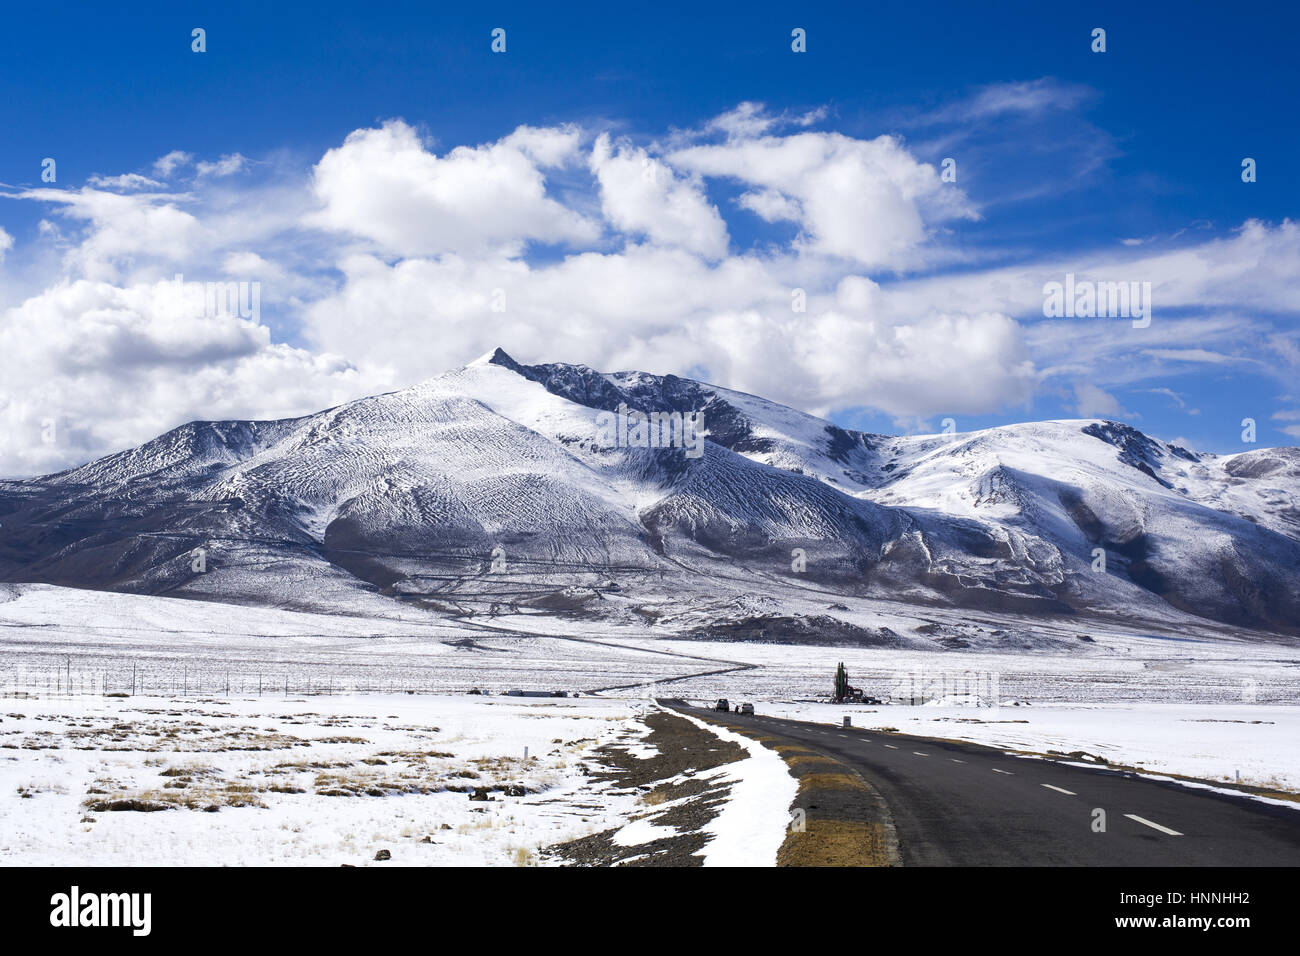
[0,664,493,700]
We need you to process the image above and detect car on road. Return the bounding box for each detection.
[738,702,754,715]
[714,698,729,711]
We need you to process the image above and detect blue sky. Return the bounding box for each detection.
[1,0,1298,473]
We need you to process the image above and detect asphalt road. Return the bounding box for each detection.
[668,702,1300,866]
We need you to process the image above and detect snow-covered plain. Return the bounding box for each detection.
[1,581,1297,866]
[748,700,1300,794]
[0,693,655,867]
[0,584,714,697]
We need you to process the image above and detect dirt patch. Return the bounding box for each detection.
[778,819,894,867]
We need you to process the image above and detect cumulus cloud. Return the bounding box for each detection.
[589,134,728,259]
[669,125,976,268]
[6,186,203,281]
[0,278,378,475]
[306,119,598,258]
[301,243,1035,420]
[221,250,285,280]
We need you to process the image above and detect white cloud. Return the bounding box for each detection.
[703,101,829,141]
[1073,383,1130,419]
[588,134,729,259]
[0,227,12,263]
[1144,387,1199,415]
[1271,410,1300,438]
[301,243,1035,420]
[306,119,598,258]
[86,173,166,191]
[916,78,1094,126]
[222,250,285,280]
[736,187,802,223]
[0,278,379,475]
[1141,348,1251,365]
[7,186,203,281]
[153,151,193,178]
[196,153,249,178]
[669,126,976,268]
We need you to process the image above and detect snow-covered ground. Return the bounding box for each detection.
[0,690,804,867]
[2,580,1296,868]
[0,693,653,866]
[672,707,798,866]
[0,584,714,697]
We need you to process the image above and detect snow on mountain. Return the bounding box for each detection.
[1,349,1297,641]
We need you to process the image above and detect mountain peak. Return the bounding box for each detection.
[468,347,518,369]
[4,350,1300,638]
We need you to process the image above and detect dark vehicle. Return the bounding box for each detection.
[714,698,729,712]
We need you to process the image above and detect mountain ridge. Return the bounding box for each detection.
[1,348,1297,641]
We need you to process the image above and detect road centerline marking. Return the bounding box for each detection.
[883,744,898,749]
[913,751,929,757]
[992,768,1013,775]
[950,758,966,764]
[1125,814,1183,836]
[1041,783,1076,795]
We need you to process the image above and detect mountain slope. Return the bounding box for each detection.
[0,349,1297,639]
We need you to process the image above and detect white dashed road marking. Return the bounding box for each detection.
[992,768,1014,775]
[1041,784,1076,795]
[1125,814,1183,836]
[950,758,966,764]
[913,752,929,757]
[884,744,898,749]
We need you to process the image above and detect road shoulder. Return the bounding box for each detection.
[671,706,901,867]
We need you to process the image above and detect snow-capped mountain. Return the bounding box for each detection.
[1,348,1297,640]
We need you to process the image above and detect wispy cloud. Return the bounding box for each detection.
[909,78,1096,126]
